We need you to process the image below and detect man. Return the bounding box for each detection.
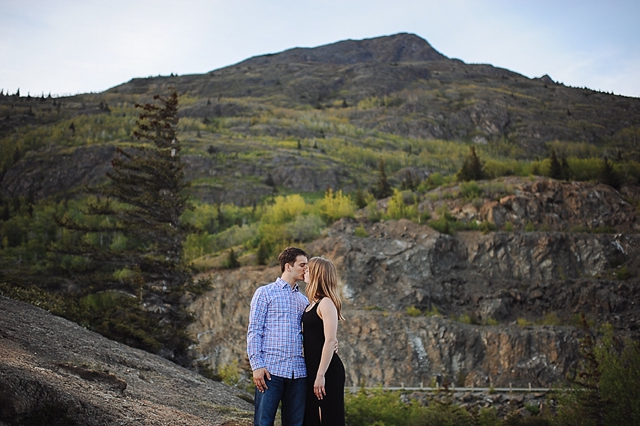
[247,247,309,426]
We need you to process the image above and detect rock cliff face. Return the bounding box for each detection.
[0,145,115,200]
[0,297,252,426]
[188,180,640,389]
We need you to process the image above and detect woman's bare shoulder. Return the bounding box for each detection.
[318,297,337,313]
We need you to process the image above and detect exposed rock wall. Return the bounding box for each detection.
[188,179,640,390]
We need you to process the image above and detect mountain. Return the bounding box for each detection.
[2,33,639,205]
[107,33,640,153]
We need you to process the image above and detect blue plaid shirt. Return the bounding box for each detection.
[247,277,309,379]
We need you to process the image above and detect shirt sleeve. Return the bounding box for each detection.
[247,286,268,371]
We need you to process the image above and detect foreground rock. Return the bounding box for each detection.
[0,296,252,426]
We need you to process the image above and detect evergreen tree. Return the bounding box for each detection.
[12,146,21,165]
[548,149,563,179]
[256,240,271,266]
[560,153,571,180]
[373,158,393,199]
[53,90,194,364]
[225,248,240,269]
[567,313,608,426]
[456,146,486,181]
[599,156,622,190]
[400,170,417,191]
[0,201,10,222]
[354,186,367,209]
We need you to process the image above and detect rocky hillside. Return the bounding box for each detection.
[2,33,640,205]
[0,296,253,426]
[109,33,640,154]
[188,178,640,388]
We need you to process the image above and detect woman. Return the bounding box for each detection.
[302,257,345,426]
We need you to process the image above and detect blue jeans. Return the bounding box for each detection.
[254,374,306,426]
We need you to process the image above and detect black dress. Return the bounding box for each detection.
[302,300,345,426]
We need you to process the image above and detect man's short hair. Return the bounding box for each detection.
[278,247,309,272]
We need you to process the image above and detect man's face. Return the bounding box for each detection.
[288,255,308,281]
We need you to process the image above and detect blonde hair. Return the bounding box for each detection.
[306,257,344,320]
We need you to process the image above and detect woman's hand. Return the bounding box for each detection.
[314,375,326,400]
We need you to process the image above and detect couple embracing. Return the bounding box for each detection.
[247,247,346,426]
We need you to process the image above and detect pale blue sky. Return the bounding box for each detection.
[1,0,639,98]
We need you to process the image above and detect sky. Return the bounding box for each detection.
[1,0,639,98]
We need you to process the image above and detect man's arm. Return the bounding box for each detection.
[247,287,270,392]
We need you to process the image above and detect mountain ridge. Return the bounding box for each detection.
[235,33,448,67]
[105,32,639,155]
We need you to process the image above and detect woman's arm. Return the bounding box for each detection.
[313,297,339,400]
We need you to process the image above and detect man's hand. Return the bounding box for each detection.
[253,368,271,393]
[334,340,339,354]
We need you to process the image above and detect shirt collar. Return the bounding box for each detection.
[276,277,299,292]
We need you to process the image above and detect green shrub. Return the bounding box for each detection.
[418,172,446,192]
[428,215,452,234]
[288,214,324,242]
[538,312,561,326]
[346,387,475,426]
[406,306,421,317]
[517,318,532,327]
[261,194,309,224]
[615,266,633,280]
[479,220,496,234]
[484,317,499,326]
[524,403,540,416]
[316,188,355,223]
[218,360,241,387]
[367,200,383,222]
[555,323,640,425]
[457,313,473,324]
[387,189,419,221]
[354,225,369,238]
[480,181,515,199]
[594,325,640,425]
[424,305,441,317]
[477,407,501,426]
[418,210,432,223]
[345,388,413,426]
[459,181,482,199]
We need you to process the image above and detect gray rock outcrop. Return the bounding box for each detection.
[188,180,640,390]
[0,296,252,425]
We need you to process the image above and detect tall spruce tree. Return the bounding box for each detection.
[599,156,622,190]
[373,158,393,199]
[54,90,194,364]
[548,149,563,180]
[456,146,486,181]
